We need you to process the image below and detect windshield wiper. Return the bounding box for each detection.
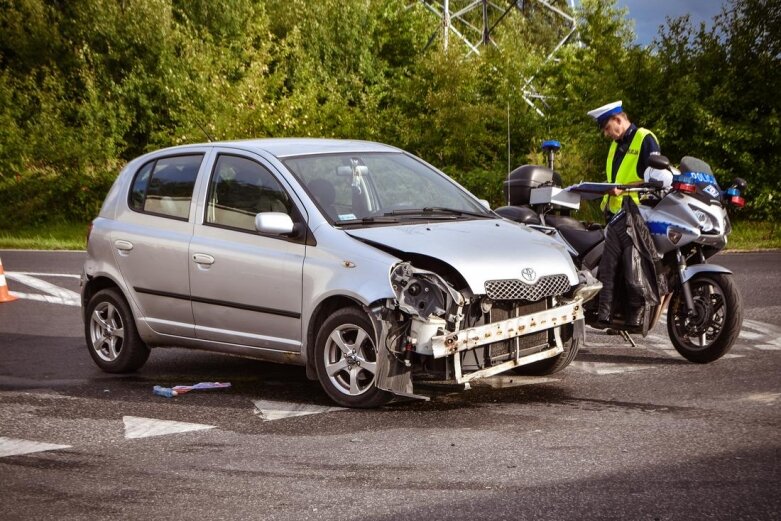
[337,216,402,226]
[384,207,491,218]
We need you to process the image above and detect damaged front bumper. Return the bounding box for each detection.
[374,297,586,397]
[373,262,597,400]
[422,299,583,359]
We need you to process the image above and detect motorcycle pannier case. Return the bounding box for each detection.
[503,165,562,206]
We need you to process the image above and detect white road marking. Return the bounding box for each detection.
[741,392,780,404]
[0,436,71,458]
[11,272,80,279]
[473,376,559,389]
[6,272,80,306]
[122,416,215,439]
[8,292,80,306]
[253,400,346,421]
[645,334,669,345]
[570,361,652,375]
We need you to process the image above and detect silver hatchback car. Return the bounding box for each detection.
[82,139,598,407]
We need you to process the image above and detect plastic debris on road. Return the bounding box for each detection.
[152,382,232,398]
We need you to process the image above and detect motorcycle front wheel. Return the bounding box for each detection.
[667,273,743,363]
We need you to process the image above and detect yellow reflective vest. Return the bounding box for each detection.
[601,127,658,215]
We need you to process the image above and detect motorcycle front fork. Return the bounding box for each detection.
[676,248,696,316]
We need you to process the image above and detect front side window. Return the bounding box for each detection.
[129,154,203,219]
[206,154,293,232]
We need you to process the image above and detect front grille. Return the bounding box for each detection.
[488,300,548,363]
[484,274,571,301]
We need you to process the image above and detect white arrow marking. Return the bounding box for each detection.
[6,272,80,306]
[0,436,71,458]
[252,400,346,421]
[122,416,215,439]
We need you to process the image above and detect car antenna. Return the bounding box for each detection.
[196,121,214,142]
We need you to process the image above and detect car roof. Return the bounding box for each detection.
[159,138,402,159]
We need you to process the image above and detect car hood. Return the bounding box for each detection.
[346,219,578,295]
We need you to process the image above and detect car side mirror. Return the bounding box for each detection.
[255,212,295,235]
[648,154,670,170]
[478,199,491,210]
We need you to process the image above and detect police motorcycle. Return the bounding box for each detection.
[495,141,747,363]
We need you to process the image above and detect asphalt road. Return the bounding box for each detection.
[1,249,779,520]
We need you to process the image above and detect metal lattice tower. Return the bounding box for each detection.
[415,1,579,116]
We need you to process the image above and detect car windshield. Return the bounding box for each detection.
[283,152,491,225]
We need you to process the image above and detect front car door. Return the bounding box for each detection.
[188,151,307,353]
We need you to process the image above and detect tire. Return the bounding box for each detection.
[85,288,150,373]
[667,273,743,363]
[512,323,580,376]
[314,307,392,408]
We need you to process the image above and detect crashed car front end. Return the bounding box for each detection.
[372,260,601,399]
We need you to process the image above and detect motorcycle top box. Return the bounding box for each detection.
[503,165,562,207]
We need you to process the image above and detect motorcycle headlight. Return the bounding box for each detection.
[693,209,714,232]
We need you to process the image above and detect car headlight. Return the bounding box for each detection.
[390,262,464,320]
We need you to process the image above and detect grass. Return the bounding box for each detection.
[0,219,777,251]
[726,220,781,251]
[0,221,89,250]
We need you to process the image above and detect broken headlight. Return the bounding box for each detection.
[390,262,464,320]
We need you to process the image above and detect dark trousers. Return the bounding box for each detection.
[597,213,645,321]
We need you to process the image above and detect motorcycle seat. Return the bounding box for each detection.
[557,226,605,257]
[543,214,587,230]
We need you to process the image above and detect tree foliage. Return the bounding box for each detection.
[0,0,777,228]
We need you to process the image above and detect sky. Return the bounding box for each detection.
[615,0,727,45]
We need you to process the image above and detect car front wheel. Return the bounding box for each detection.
[314,307,392,408]
[85,288,150,373]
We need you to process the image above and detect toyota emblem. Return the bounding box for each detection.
[521,268,536,282]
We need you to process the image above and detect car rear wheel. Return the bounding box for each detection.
[314,307,392,408]
[85,288,150,373]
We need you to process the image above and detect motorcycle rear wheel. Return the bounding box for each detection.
[667,273,743,363]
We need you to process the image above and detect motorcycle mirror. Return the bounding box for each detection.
[732,177,748,191]
[648,154,670,170]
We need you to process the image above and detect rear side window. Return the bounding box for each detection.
[206,154,293,232]
[129,154,203,219]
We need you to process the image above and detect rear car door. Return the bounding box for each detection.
[188,151,307,352]
[111,152,208,337]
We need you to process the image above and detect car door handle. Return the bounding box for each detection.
[192,253,215,266]
[114,240,134,251]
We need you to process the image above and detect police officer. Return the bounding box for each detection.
[587,100,660,220]
[587,101,661,328]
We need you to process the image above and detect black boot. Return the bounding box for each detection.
[626,307,643,327]
[595,301,612,327]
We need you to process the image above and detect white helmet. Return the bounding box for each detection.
[643,166,674,188]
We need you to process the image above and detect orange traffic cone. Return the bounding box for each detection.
[0,257,18,303]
